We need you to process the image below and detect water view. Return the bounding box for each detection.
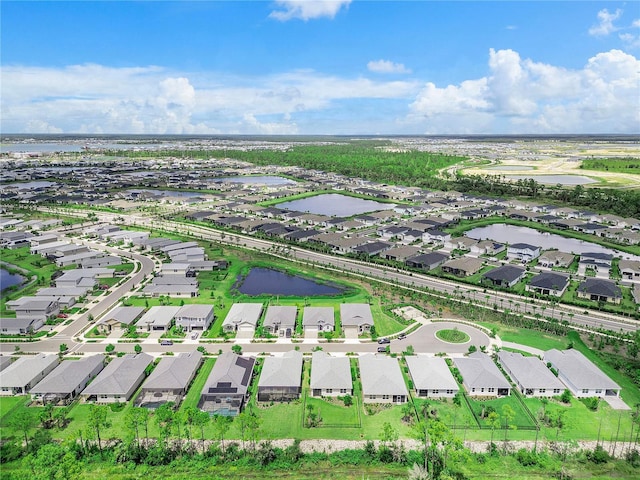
[0,181,58,190]
[485,165,534,171]
[505,175,597,185]
[0,269,25,293]
[277,193,393,217]
[236,268,344,296]
[214,175,296,185]
[126,189,212,199]
[467,224,640,260]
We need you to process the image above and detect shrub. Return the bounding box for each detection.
[586,445,611,464]
[516,448,539,466]
[560,389,572,404]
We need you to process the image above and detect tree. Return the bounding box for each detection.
[124,407,146,447]
[501,404,516,450]
[487,411,500,447]
[134,343,142,354]
[193,409,211,454]
[245,411,262,450]
[211,414,231,453]
[59,343,68,358]
[231,344,242,355]
[105,343,115,355]
[155,402,175,447]
[8,408,36,451]
[87,404,111,455]
[24,442,81,480]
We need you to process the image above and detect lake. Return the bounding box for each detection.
[214,176,296,185]
[485,165,534,171]
[0,181,58,190]
[277,193,394,217]
[126,189,211,199]
[0,269,25,293]
[467,224,639,260]
[236,268,345,296]
[505,175,597,185]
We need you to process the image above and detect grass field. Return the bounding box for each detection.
[435,328,470,343]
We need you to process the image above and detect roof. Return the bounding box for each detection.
[310,351,352,390]
[141,351,203,391]
[453,352,510,390]
[136,306,181,328]
[222,303,263,328]
[100,306,145,326]
[176,304,214,319]
[82,353,153,396]
[509,243,539,251]
[359,354,408,397]
[407,251,449,265]
[202,352,255,395]
[497,351,565,391]
[263,306,297,328]
[340,303,374,327]
[577,278,622,299]
[258,351,303,388]
[302,307,335,327]
[442,257,484,273]
[0,353,59,389]
[544,349,620,391]
[30,355,105,395]
[483,265,526,283]
[405,356,458,391]
[529,271,569,290]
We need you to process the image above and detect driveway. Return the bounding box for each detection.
[390,321,490,355]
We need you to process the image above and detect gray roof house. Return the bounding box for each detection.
[359,354,408,404]
[11,299,59,321]
[302,307,335,333]
[406,252,449,271]
[453,352,511,397]
[0,317,44,335]
[257,350,304,402]
[262,306,297,337]
[175,304,214,332]
[497,351,565,397]
[0,356,12,372]
[135,306,181,332]
[507,243,541,262]
[482,265,526,288]
[0,353,59,395]
[198,352,255,416]
[30,355,105,405]
[340,303,374,335]
[406,356,459,398]
[577,278,622,304]
[441,257,484,277]
[310,351,352,397]
[544,349,621,398]
[81,353,153,403]
[526,271,570,297]
[222,303,263,334]
[136,351,203,409]
[538,250,575,268]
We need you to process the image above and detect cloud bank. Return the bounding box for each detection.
[367,60,412,74]
[269,0,351,21]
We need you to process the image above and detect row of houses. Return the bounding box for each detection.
[97,304,215,333]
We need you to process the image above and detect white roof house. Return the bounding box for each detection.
[497,351,565,397]
[81,353,153,403]
[302,307,335,332]
[30,355,105,404]
[544,349,621,398]
[453,352,511,397]
[262,305,297,337]
[136,351,202,408]
[175,304,214,332]
[257,350,304,402]
[340,303,374,334]
[0,353,59,395]
[135,306,181,331]
[359,354,408,404]
[310,351,352,397]
[222,303,263,333]
[405,356,459,398]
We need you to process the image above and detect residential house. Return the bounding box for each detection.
[175,304,214,332]
[526,271,570,297]
[302,307,335,333]
[340,303,374,335]
[405,356,459,398]
[136,351,202,409]
[135,306,180,332]
[352,241,392,257]
[257,351,304,402]
[441,257,484,277]
[423,229,451,244]
[507,243,541,262]
[405,252,449,271]
[0,317,44,335]
[383,245,422,262]
[482,265,526,288]
[544,349,621,398]
[0,356,12,372]
[0,353,59,395]
[359,354,408,404]
[470,240,505,257]
[577,278,622,304]
[222,303,263,334]
[262,306,297,337]
[310,351,352,397]
[198,352,255,416]
[81,353,153,403]
[453,352,510,397]
[30,355,105,405]
[538,251,575,268]
[619,260,640,281]
[497,351,565,397]
[10,299,59,321]
[97,306,146,333]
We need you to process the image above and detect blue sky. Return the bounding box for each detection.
[1,1,639,134]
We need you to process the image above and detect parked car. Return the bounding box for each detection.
[160,340,173,346]
[397,333,406,340]
[377,346,388,353]
[377,337,390,344]
[191,332,199,340]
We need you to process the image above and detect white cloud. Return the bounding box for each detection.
[589,8,622,36]
[269,0,351,21]
[409,48,639,134]
[367,59,412,74]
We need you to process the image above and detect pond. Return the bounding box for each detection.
[277,193,394,217]
[214,176,296,185]
[236,268,345,296]
[0,143,84,153]
[466,224,640,260]
[0,181,58,190]
[505,175,597,185]
[126,189,210,198]
[0,268,25,293]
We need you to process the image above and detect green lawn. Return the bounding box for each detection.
[466,395,537,429]
[0,395,27,422]
[435,328,470,343]
[305,395,360,427]
[180,358,216,411]
[477,322,568,351]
